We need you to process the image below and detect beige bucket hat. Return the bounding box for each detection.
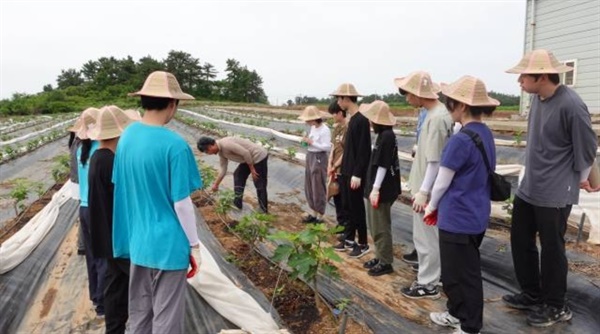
[394,71,440,99]
[441,75,500,107]
[88,105,138,141]
[298,106,331,121]
[506,49,573,74]
[128,71,195,100]
[123,109,142,121]
[330,83,363,97]
[358,100,396,126]
[71,107,100,140]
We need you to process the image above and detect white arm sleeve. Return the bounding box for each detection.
[174,196,200,247]
[428,166,456,210]
[373,166,387,189]
[419,161,440,193]
[580,165,592,182]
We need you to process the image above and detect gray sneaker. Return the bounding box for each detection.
[348,244,370,258]
[401,281,441,299]
[430,311,460,328]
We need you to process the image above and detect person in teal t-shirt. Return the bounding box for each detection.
[112,71,200,334]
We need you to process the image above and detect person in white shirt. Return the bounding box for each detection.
[298,106,332,223]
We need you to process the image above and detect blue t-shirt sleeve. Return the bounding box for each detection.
[441,135,470,172]
[170,145,202,202]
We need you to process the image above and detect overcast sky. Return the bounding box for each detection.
[1,0,527,105]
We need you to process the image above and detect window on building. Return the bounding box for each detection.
[561,59,577,86]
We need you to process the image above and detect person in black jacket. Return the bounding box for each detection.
[330,83,371,258]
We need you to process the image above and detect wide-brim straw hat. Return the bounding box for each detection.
[329,83,363,97]
[506,49,573,74]
[88,105,137,141]
[123,109,142,121]
[441,75,500,107]
[359,100,396,126]
[394,71,440,99]
[298,106,331,121]
[72,107,100,140]
[128,71,195,100]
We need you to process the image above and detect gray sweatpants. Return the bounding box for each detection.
[412,212,441,287]
[305,151,328,215]
[129,264,187,334]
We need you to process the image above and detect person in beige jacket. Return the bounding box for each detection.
[197,136,269,213]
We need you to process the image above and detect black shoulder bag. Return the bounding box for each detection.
[461,128,511,201]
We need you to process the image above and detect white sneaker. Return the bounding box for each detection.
[430,311,460,328]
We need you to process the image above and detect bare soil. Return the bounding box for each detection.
[191,190,372,334]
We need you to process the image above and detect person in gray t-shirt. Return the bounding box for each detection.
[503,49,598,328]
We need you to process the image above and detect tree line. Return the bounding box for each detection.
[0,50,269,115]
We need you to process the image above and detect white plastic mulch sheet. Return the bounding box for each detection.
[188,246,289,334]
[0,180,73,274]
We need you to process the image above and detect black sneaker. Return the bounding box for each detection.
[502,293,542,311]
[411,263,419,273]
[334,240,354,252]
[402,249,418,264]
[336,233,346,242]
[363,258,379,269]
[77,249,85,256]
[233,198,243,210]
[527,304,572,327]
[348,244,370,258]
[302,215,316,223]
[368,263,393,276]
[401,282,441,299]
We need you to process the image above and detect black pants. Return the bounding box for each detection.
[80,206,107,312]
[233,156,268,213]
[510,195,571,307]
[332,188,349,226]
[440,229,485,334]
[339,174,367,244]
[104,258,130,334]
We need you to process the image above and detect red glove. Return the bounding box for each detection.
[423,209,438,226]
[186,255,198,278]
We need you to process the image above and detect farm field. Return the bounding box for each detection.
[0,106,599,334]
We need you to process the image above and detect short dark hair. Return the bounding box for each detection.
[140,96,179,110]
[398,88,408,96]
[372,123,392,134]
[197,136,216,152]
[328,101,346,117]
[444,97,496,117]
[314,118,323,124]
[528,73,560,85]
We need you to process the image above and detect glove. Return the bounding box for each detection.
[412,191,429,213]
[423,207,438,226]
[350,176,361,190]
[369,188,380,208]
[187,246,201,279]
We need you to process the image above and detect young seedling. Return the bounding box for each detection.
[233,211,274,256]
[9,178,30,216]
[286,147,297,160]
[268,223,344,310]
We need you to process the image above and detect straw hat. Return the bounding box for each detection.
[71,107,100,140]
[88,105,137,141]
[123,109,142,121]
[506,49,573,74]
[298,106,331,121]
[358,100,396,126]
[128,71,195,100]
[394,71,440,99]
[441,75,500,107]
[330,83,363,97]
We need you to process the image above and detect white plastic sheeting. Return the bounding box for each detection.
[0,180,73,274]
[188,246,288,334]
[0,118,76,147]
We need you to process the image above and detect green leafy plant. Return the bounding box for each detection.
[215,189,236,215]
[286,146,297,160]
[513,131,523,146]
[51,154,71,182]
[33,181,45,198]
[502,195,514,215]
[233,212,274,252]
[9,178,30,215]
[268,224,344,309]
[197,160,216,190]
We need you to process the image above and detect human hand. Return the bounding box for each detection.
[350,176,361,190]
[412,191,429,213]
[423,207,438,226]
[211,183,219,192]
[369,188,380,208]
[187,246,201,279]
[251,169,260,181]
[580,180,600,193]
